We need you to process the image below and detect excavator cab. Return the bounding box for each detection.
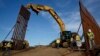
[50,31,72,48]
[59,31,79,48]
[60,31,72,41]
[60,31,72,48]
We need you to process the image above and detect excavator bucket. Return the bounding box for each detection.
[30,5,40,15]
[30,7,39,14]
[25,3,39,14]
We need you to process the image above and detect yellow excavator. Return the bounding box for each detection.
[1,3,75,50]
[25,3,76,48]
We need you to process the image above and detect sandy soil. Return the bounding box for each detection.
[0,46,85,56]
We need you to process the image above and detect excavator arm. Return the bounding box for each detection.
[25,4,72,48]
[25,3,66,32]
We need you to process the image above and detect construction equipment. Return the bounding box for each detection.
[1,2,81,49]
[1,4,72,50]
[25,4,78,48]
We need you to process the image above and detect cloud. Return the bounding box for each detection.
[40,11,57,25]
[40,10,82,34]
[34,0,99,35]
[58,11,81,31]
[40,11,60,32]
[62,11,83,35]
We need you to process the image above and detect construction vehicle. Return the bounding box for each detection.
[1,3,79,49]
[25,4,77,48]
[1,3,73,50]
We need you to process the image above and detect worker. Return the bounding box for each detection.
[7,42,11,56]
[75,34,82,51]
[23,41,26,49]
[56,38,60,48]
[87,29,95,50]
[70,37,74,50]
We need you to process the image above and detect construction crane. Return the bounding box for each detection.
[25,4,76,47]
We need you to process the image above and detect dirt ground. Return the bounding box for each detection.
[0,46,85,56]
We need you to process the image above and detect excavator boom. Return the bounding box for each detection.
[25,3,66,32]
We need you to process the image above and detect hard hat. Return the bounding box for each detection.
[88,29,92,32]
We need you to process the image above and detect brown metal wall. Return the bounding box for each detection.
[79,1,100,48]
[12,5,30,49]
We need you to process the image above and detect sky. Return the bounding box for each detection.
[0,0,100,46]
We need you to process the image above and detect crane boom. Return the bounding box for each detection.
[25,4,66,32]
